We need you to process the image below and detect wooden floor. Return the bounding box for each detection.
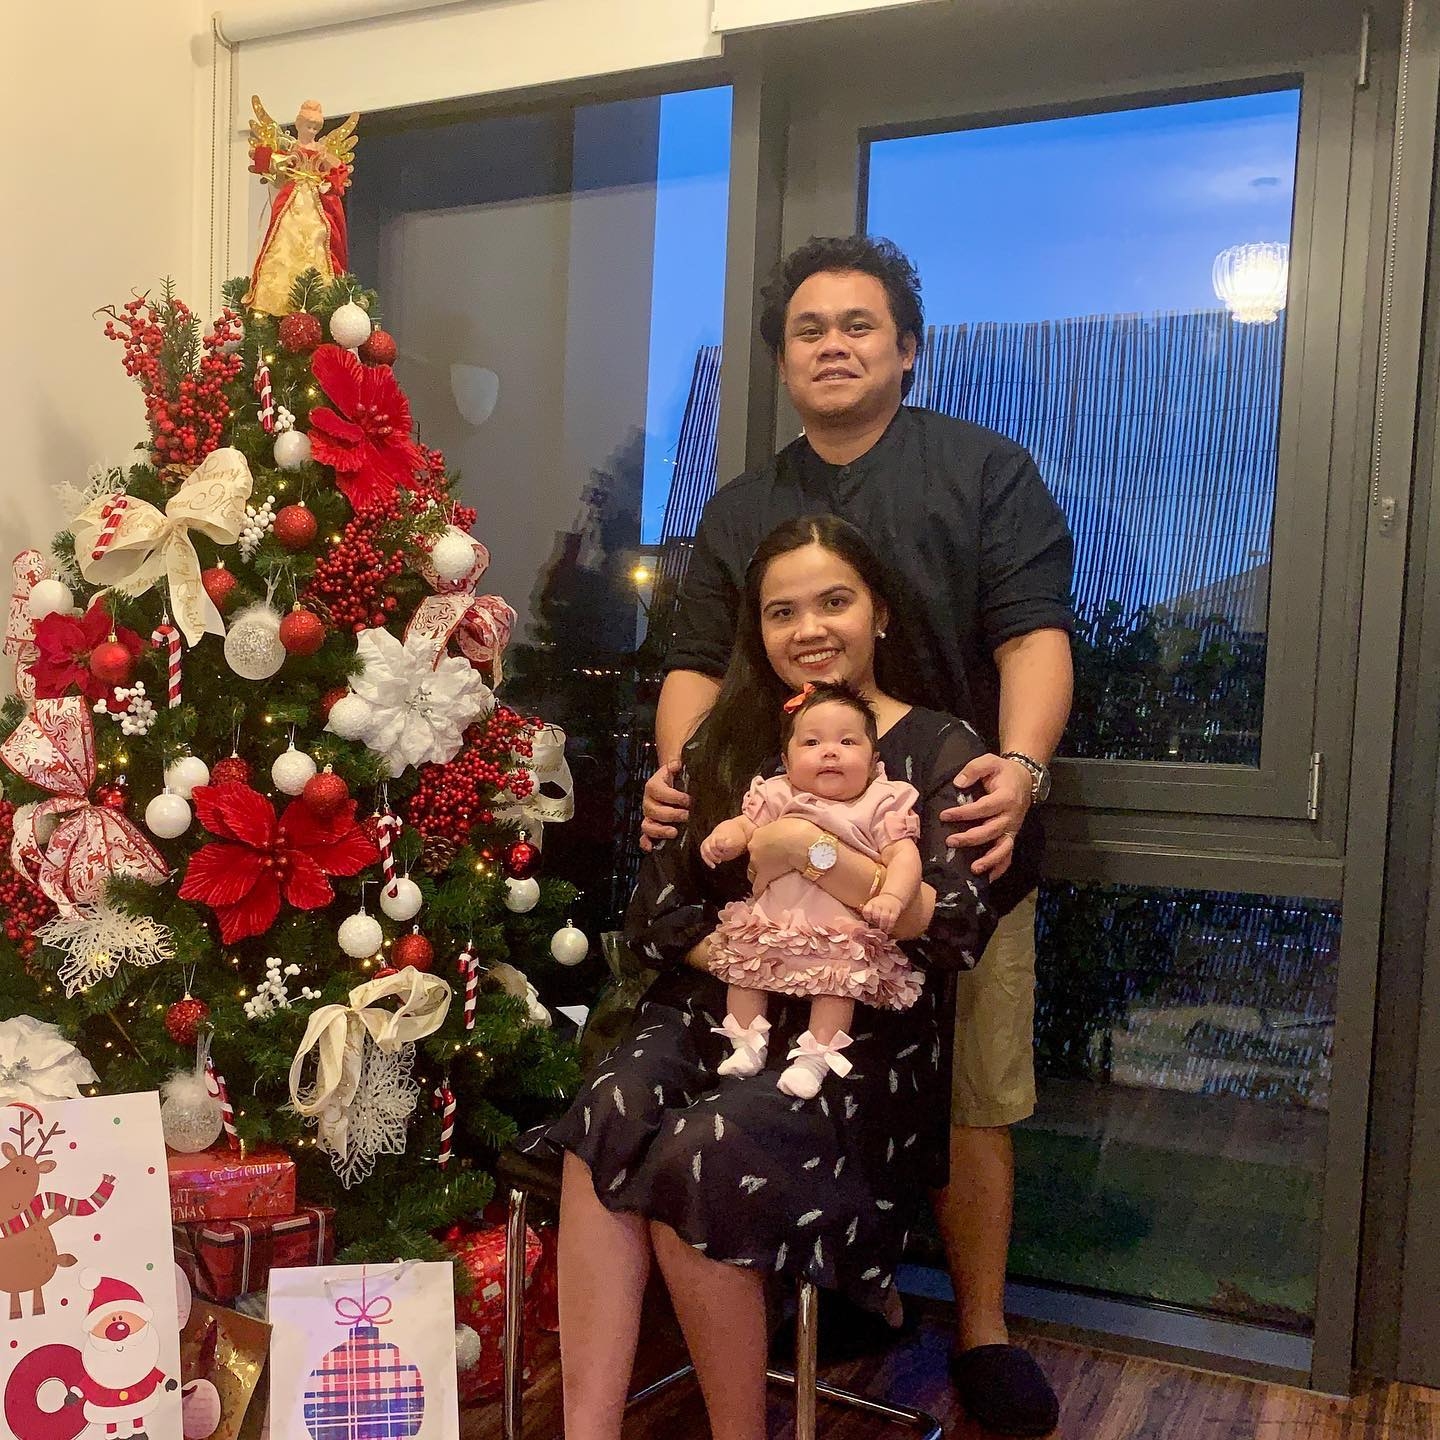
[461,1307,1440,1440]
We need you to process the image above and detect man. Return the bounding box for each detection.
[643,235,1073,1437]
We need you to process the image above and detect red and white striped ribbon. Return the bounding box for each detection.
[376,812,400,897]
[204,1057,240,1151]
[90,496,129,562]
[151,618,182,707]
[254,362,275,433]
[434,1083,456,1170]
[457,946,478,1032]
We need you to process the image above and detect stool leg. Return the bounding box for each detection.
[794,1280,819,1440]
[502,1186,528,1440]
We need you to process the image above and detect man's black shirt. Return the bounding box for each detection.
[663,405,1075,910]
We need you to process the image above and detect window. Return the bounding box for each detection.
[865,90,1302,766]
[350,87,732,935]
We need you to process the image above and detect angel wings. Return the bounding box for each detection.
[248,95,359,178]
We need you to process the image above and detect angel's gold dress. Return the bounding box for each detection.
[243,101,358,316]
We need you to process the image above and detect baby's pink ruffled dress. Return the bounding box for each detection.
[709,772,924,1011]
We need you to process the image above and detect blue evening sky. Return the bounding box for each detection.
[641,86,1300,540]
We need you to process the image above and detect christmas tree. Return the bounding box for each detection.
[0,102,582,1267]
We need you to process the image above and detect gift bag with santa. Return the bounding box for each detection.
[1,1094,182,1440]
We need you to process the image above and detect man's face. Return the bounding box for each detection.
[776,270,915,426]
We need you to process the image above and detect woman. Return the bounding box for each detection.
[520,516,995,1440]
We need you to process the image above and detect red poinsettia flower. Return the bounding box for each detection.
[27,599,144,702]
[178,782,379,944]
[307,343,422,511]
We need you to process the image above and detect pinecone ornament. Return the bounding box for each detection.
[421,834,459,875]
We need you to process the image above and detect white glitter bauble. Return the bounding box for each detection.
[429,528,476,583]
[550,920,589,967]
[503,876,541,913]
[164,755,210,799]
[326,693,372,740]
[338,909,383,959]
[379,877,423,921]
[224,604,286,681]
[271,746,318,795]
[273,429,312,470]
[455,1324,481,1373]
[26,578,74,620]
[145,790,193,839]
[330,301,372,349]
[160,1070,224,1153]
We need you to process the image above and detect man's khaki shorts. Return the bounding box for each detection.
[951,888,1038,1128]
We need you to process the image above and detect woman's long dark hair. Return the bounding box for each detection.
[682,515,897,857]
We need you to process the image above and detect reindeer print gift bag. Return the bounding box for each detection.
[0,1093,183,1440]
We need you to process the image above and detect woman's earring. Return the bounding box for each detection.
[875,630,887,639]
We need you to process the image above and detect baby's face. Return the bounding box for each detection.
[785,701,875,803]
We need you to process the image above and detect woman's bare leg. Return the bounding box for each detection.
[558,1151,652,1440]
[649,1219,768,1440]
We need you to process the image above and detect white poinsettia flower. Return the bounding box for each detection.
[0,1015,99,1105]
[336,627,494,777]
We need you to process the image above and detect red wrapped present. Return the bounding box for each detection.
[168,1144,296,1222]
[448,1221,545,1403]
[174,1205,335,1303]
[530,1221,559,1333]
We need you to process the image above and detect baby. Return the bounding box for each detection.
[700,681,923,1098]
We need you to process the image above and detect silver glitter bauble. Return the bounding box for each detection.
[160,1070,224,1153]
[224,603,286,681]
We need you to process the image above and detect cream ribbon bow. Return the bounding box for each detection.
[288,966,452,1162]
[72,447,254,646]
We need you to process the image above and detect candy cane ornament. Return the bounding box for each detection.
[376,812,400,897]
[254,362,275,433]
[204,1057,239,1151]
[434,1083,456,1170]
[151,617,182,708]
[457,945,478,1032]
[90,496,129,562]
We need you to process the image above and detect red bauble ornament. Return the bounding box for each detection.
[304,766,350,820]
[89,640,136,689]
[320,686,349,719]
[274,503,319,551]
[202,566,238,610]
[278,311,323,354]
[210,754,252,786]
[95,779,129,810]
[165,995,211,1046]
[358,329,398,366]
[392,929,434,972]
[279,606,326,657]
[504,837,540,881]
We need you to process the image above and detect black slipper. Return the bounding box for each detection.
[949,1343,1059,1436]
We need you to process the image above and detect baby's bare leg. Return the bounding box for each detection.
[727,985,769,1029]
[806,994,854,1044]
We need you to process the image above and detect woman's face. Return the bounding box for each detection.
[757,543,887,695]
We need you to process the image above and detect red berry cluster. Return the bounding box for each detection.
[405,707,538,840]
[303,497,410,632]
[102,295,244,471]
[0,799,57,958]
[411,445,475,522]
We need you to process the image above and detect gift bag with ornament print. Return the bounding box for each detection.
[268,1261,458,1440]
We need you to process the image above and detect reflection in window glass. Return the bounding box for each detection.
[865,90,1301,765]
[1015,882,1335,1326]
[350,88,731,942]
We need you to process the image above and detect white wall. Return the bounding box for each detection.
[5,2,208,598]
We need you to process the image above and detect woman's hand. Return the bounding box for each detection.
[640,761,691,851]
[746,816,817,896]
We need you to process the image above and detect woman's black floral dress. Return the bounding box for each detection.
[520,706,995,1313]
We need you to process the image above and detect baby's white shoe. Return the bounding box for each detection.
[777,1030,854,1099]
[714,1014,771,1077]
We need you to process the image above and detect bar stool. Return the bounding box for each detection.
[497,1144,942,1440]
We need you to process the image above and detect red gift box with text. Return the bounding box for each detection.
[448,1220,556,1402]
[173,1205,335,1303]
[167,1145,297,1223]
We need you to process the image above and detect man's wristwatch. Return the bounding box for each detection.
[1001,751,1052,804]
[801,833,839,882]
